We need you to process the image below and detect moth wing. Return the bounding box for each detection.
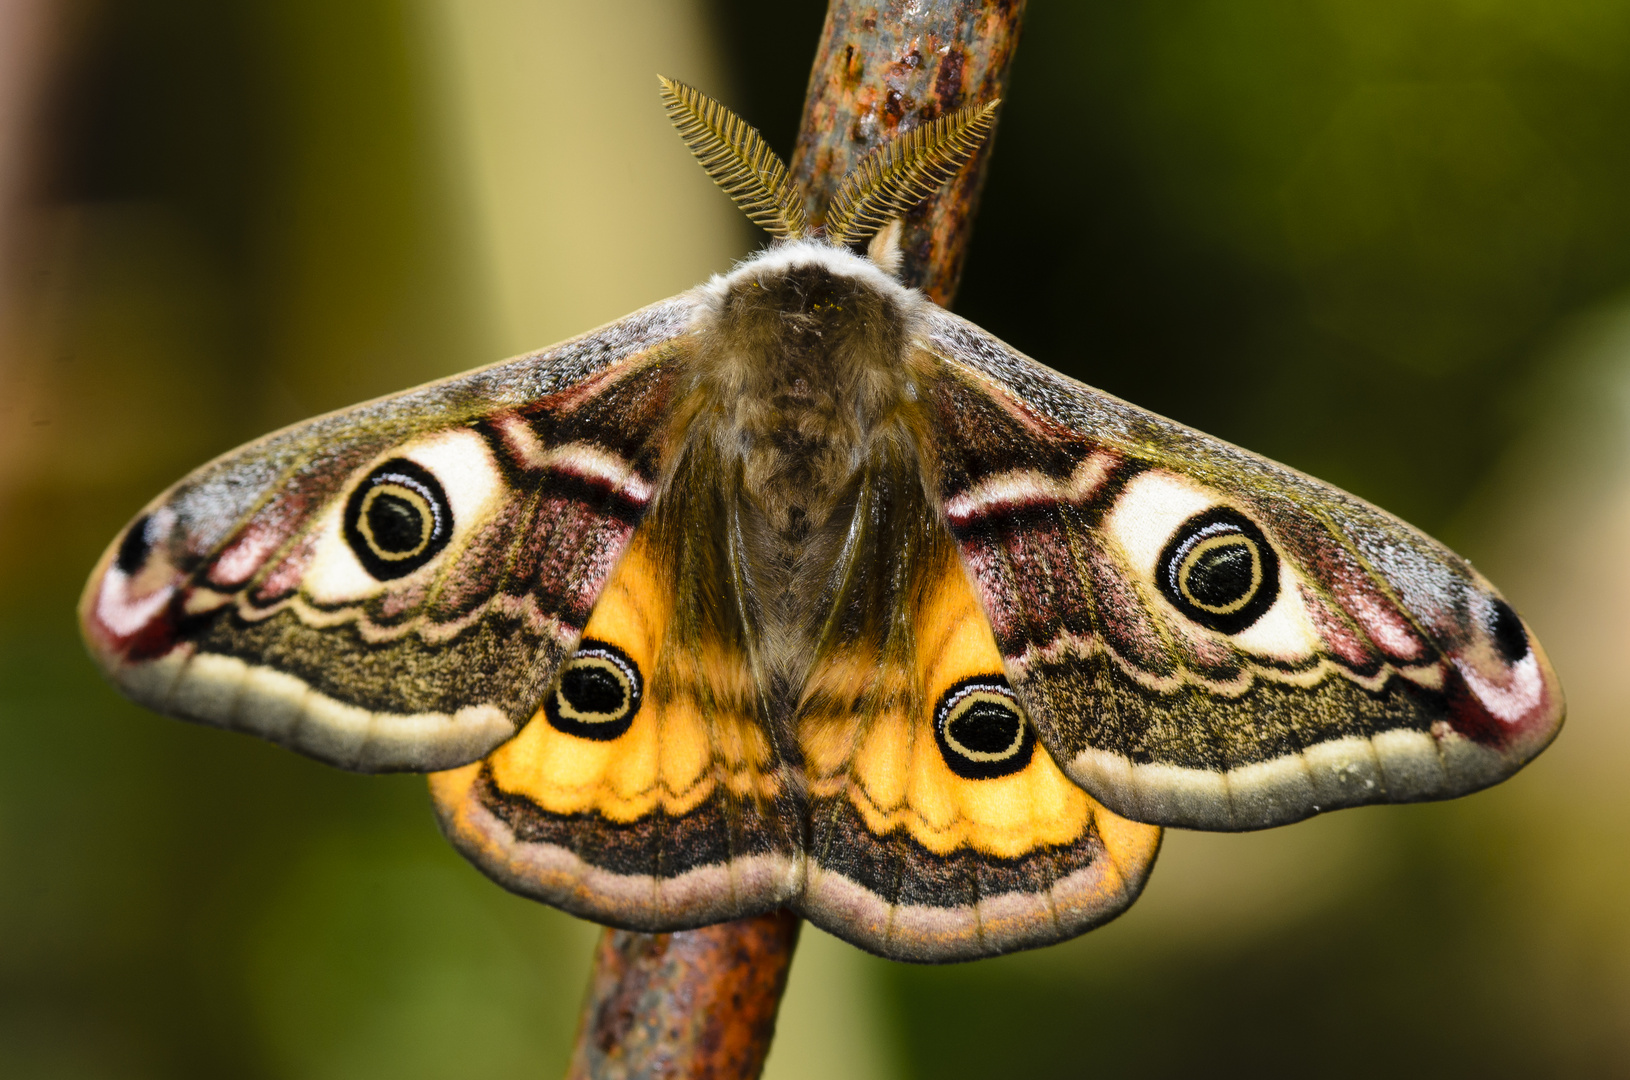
[916,309,1564,831]
[81,298,699,772]
[431,435,804,930]
[794,439,1160,962]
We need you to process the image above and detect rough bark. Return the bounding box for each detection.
[564,911,801,1080]
[791,0,1027,305]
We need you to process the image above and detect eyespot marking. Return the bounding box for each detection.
[1489,599,1529,664]
[1157,507,1279,634]
[934,675,1035,780]
[545,639,642,741]
[343,459,452,580]
[116,514,155,575]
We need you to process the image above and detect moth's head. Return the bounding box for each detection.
[702,237,914,321]
[658,76,996,277]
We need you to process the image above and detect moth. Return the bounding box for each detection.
[81,79,1563,962]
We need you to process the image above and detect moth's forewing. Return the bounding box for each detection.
[79,299,699,772]
[920,309,1564,831]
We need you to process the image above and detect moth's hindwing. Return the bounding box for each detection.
[79,298,699,772]
[433,430,1159,959]
[920,310,1565,831]
[430,443,805,931]
[794,453,1160,962]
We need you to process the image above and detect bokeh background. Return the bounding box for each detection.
[3,0,1629,1076]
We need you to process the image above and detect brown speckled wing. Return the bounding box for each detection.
[916,309,1565,830]
[80,298,700,772]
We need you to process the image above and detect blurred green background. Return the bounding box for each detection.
[3,0,1629,1076]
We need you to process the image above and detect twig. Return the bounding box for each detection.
[564,3,1027,1077]
[564,911,801,1080]
[791,0,1027,305]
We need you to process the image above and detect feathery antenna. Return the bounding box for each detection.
[659,76,808,240]
[822,101,1000,246]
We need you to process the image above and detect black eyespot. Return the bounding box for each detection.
[933,676,1035,780]
[545,639,642,741]
[343,459,451,580]
[1157,507,1280,634]
[1489,598,1530,664]
[116,514,155,575]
